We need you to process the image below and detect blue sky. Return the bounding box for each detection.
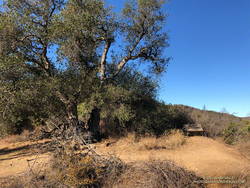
[107,0,250,117]
[162,0,250,117]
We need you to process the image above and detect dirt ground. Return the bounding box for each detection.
[0,139,52,178]
[0,136,249,188]
[95,136,250,177]
[95,136,250,188]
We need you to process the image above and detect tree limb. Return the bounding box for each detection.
[110,27,147,79]
[99,40,111,81]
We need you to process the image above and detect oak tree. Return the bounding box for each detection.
[0,0,169,141]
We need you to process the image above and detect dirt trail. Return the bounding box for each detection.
[0,139,52,178]
[0,136,249,187]
[95,136,250,186]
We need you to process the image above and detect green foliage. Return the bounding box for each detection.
[0,0,169,138]
[76,70,193,138]
[223,122,249,145]
[113,104,134,126]
[133,103,193,137]
[223,123,239,144]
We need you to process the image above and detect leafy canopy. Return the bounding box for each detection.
[0,0,169,135]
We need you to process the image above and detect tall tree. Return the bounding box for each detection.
[0,0,169,141]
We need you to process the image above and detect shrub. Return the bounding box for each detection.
[133,103,193,137]
[112,160,204,188]
[223,123,239,144]
[223,122,249,145]
[248,126,250,132]
[3,156,205,188]
[0,121,8,138]
[51,148,125,188]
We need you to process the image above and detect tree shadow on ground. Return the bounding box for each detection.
[0,140,53,161]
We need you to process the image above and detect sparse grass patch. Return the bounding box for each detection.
[138,129,186,150]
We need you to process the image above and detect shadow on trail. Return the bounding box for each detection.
[0,140,52,161]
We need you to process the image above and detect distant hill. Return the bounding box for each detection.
[172,104,247,139]
[174,104,240,119]
[243,116,250,120]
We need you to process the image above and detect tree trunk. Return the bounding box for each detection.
[55,91,101,144]
[65,101,79,139]
[87,107,101,142]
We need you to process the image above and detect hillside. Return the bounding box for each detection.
[175,104,241,124]
[173,105,249,139]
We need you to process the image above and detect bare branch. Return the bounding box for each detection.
[99,40,111,81]
[112,46,147,79]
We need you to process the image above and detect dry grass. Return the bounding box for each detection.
[0,130,31,144]
[138,129,186,150]
[2,157,204,188]
[1,170,64,188]
[49,146,126,188]
[111,160,204,188]
[96,135,250,188]
[103,130,186,152]
[0,132,249,188]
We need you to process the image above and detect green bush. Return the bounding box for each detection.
[247,126,250,132]
[223,123,239,144]
[132,102,193,137]
[223,122,249,145]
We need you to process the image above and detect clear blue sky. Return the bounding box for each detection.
[107,0,250,117]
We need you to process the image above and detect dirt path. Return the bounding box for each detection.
[0,136,249,187]
[0,139,52,178]
[95,136,250,187]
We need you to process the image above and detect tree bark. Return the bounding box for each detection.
[65,101,79,139]
[100,41,111,82]
[55,91,102,143]
[87,107,101,142]
[54,91,79,140]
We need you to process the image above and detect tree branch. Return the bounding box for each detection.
[41,44,52,75]
[111,32,146,79]
[99,40,111,81]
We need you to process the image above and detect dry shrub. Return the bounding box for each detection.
[1,169,65,188]
[112,160,204,188]
[50,150,204,188]
[51,149,125,188]
[2,158,205,188]
[2,180,24,188]
[0,177,21,188]
[114,133,137,145]
[139,129,186,150]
